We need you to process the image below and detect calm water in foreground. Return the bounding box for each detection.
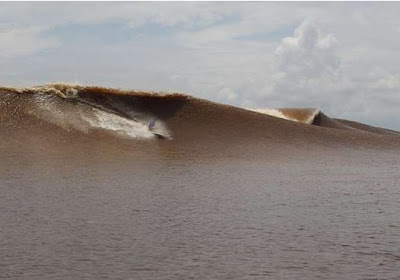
[1,149,400,280]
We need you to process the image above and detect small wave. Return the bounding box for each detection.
[250,108,320,124]
[279,108,320,124]
[250,108,298,122]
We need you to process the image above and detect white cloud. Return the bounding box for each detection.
[226,19,351,112]
[126,2,232,28]
[0,2,232,30]
[0,26,59,57]
[274,20,340,78]
[369,67,400,91]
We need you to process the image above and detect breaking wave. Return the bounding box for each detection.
[1,83,399,154]
[0,84,174,140]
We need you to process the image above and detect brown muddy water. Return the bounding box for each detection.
[1,148,400,280]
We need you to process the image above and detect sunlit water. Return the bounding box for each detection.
[1,150,400,280]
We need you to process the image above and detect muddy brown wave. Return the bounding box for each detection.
[1,84,400,161]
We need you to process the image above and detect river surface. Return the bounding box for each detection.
[1,149,400,280]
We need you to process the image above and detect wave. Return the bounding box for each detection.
[0,84,177,140]
[251,108,319,124]
[251,107,400,136]
[1,84,400,156]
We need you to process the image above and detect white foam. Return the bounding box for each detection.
[84,108,155,139]
[31,94,92,133]
[12,84,80,99]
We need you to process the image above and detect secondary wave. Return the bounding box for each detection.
[250,108,320,124]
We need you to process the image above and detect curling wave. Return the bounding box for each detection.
[0,84,176,140]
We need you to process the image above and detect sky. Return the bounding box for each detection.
[1,2,400,129]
